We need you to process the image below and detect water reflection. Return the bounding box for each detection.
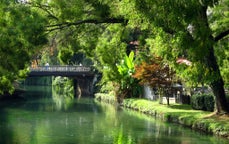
[52,85,74,111]
[0,86,228,144]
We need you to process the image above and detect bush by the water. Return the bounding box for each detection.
[191,94,215,111]
[191,94,205,110]
[204,94,215,111]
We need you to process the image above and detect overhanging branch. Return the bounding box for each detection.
[26,2,58,20]
[46,18,126,32]
[214,29,229,42]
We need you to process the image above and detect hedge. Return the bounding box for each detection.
[191,94,215,112]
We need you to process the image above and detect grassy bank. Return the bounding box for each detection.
[95,93,229,139]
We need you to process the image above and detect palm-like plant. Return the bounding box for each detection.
[116,51,141,103]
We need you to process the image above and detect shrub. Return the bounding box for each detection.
[204,94,215,112]
[191,94,205,110]
[191,94,215,111]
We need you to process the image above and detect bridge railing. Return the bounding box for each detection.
[30,65,91,72]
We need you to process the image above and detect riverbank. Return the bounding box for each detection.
[95,93,229,139]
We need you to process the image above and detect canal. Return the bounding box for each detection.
[0,86,228,144]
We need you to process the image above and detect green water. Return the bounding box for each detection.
[0,86,228,144]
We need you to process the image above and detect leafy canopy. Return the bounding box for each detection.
[0,1,47,94]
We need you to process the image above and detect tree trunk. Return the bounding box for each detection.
[211,78,228,114]
[207,47,229,114]
[166,96,170,105]
[199,6,229,114]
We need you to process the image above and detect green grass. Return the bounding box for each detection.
[122,98,229,138]
[94,94,229,139]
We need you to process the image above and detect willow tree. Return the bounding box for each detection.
[0,1,47,94]
[114,0,229,113]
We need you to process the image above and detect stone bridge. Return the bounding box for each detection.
[28,65,96,97]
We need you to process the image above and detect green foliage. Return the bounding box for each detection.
[112,0,228,88]
[0,76,14,95]
[111,0,229,112]
[52,76,74,110]
[191,94,215,112]
[0,1,47,94]
[191,94,205,110]
[117,51,135,78]
[215,40,229,88]
[95,93,116,104]
[89,25,126,81]
[204,94,215,112]
[52,76,74,94]
[2,0,227,111]
[57,48,74,64]
[18,69,29,79]
[116,51,142,101]
[209,0,229,89]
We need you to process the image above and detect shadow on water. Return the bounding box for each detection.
[0,105,14,144]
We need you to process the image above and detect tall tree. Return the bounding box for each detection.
[27,0,229,113]
[114,0,229,113]
[0,1,47,94]
[29,0,129,96]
